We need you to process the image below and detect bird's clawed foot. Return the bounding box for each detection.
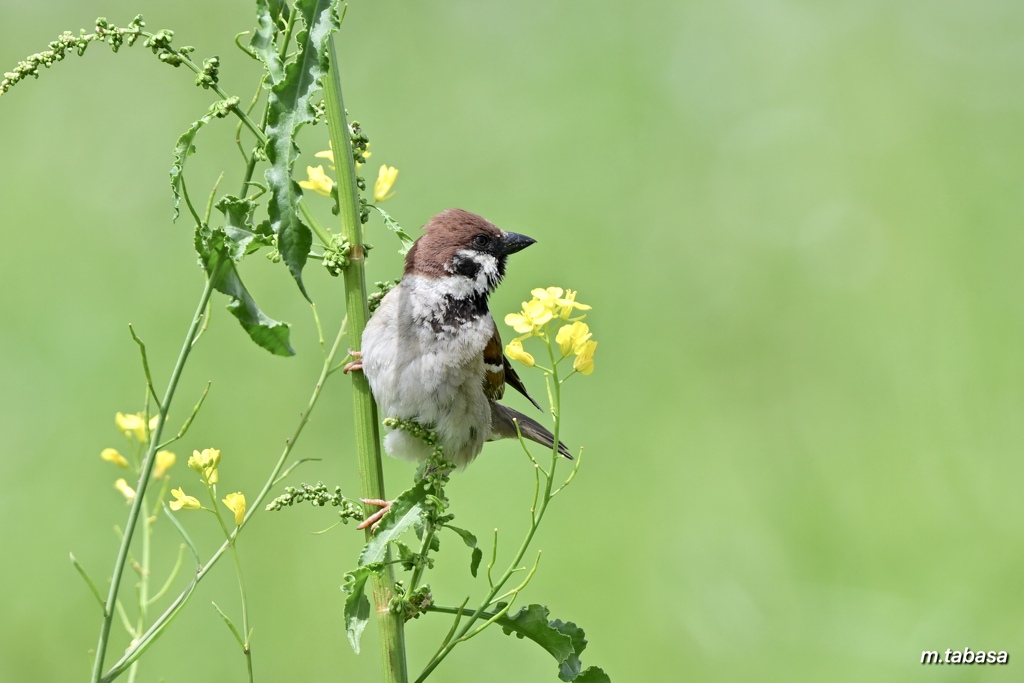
[356,498,392,531]
[342,350,363,374]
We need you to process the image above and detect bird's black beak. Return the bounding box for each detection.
[499,231,536,255]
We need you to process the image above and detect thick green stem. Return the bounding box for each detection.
[322,35,408,683]
[91,263,222,683]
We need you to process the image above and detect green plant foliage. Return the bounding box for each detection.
[170,98,238,222]
[499,605,608,683]
[2,3,606,681]
[262,0,338,299]
[443,524,482,577]
[248,0,284,85]
[342,565,376,654]
[194,225,294,356]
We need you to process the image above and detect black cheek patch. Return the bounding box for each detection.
[452,254,481,279]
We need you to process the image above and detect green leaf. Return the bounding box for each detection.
[195,226,295,356]
[250,0,284,85]
[414,519,441,551]
[443,524,477,548]
[470,547,483,578]
[498,604,610,682]
[500,604,573,667]
[211,601,245,648]
[575,668,611,683]
[69,553,104,609]
[170,112,215,222]
[216,195,273,257]
[263,0,339,299]
[170,98,240,221]
[372,205,416,255]
[215,195,257,258]
[550,618,588,681]
[341,564,377,653]
[444,524,482,577]
[357,482,428,566]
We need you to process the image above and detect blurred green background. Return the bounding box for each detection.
[3,1,1024,681]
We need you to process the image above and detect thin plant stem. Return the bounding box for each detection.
[416,333,566,681]
[207,487,254,682]
[90,262,223,683]
[407,520,437,595]
[100,313,350,682]
[322,34,408,683]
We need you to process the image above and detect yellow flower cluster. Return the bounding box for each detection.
[174,448,247,526]
[299,143,398,203]
[102,412,178,503]
[115,412,159,442]
[504,287,597,376]
[187,448,221,485]
[99,413,247,526]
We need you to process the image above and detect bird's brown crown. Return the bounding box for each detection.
[404,209,502,277]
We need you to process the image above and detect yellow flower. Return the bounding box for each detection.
[314,146,334,165]
[114,478,136,501]
[299,164,334,197]
[531,287,564,313]
[188,448,221,485]
[572,340,597,376]
[100,447,129,469]
[505,338,535,367]
[115,412,158,441]
[169,487,201,511]
[153,450,176,479]
[374,165,398,202]
[222,492,246,526]
[504,299,554,335]
[115,412,142,437]
[555,289,591,319]
[555,322,592,357]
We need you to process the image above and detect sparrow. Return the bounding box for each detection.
[346,208,570,518]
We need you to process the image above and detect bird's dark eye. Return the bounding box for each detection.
[471,234,490,249]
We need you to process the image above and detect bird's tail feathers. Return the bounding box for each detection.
[491,404,573,459]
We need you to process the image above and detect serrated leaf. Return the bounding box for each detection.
[341,564,377,653]
[263,0,339,299]
[575,667,611,683]
[373,206,416,255]
[470,547,483,578]
[250,0,284,85]
[550,619,588,681]
[216,195,258,260]
[195,226,295,356]
[357,482,428,566]
[170,112,216,222]
[500,604,573,665]
[498,604,608,682]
